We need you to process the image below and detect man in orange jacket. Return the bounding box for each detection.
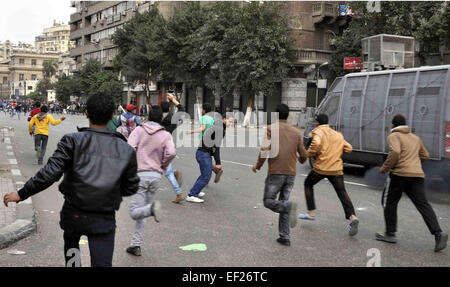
[298,114,359,236]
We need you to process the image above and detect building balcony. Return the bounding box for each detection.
[70,28,84,40]
[70,12,82,24]
[312,2,338,24]
[292,48,333,65]
[69,46,84,57]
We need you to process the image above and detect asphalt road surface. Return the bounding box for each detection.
[0,113,449,267]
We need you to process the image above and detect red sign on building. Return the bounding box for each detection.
[344,57,363,70]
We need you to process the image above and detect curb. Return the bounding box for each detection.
[0,126,36,249]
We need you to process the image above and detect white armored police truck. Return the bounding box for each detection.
[304,65,450,186]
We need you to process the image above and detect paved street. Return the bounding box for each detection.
[0,113,449,267]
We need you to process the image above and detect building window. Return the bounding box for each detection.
[19,74,24,81]
[31,74,37,80]
[2,77,7,84]
[19,58,25,64]
[28,86,33,90]
[32,59,37,66]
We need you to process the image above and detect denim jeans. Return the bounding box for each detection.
[34,134,48,162]
[263,174,295,240]
[189,149,212,197]
[165,162,182,195]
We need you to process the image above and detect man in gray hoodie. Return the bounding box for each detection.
[125,105,176,256]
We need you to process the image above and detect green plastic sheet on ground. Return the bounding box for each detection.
[179,243,207,252]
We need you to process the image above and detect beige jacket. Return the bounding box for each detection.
[307,124,352,176]
[255,120,307,175]
[380,126,429,178]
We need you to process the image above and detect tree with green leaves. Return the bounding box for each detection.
[43,60,57,79]
[36,78,53,102]
[28,91,42,102]
[217,2,294,109]
[54,74,80,104]
[113,5,173,102]
[55,59,123,103]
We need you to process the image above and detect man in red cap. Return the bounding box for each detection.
[117,104,141,139]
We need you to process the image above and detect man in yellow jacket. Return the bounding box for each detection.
[29,105,65,165]
[298,114,359,236]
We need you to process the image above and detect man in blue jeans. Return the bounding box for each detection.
[186,103,215,203]
[252,104,308,246]
[161,93,185,203]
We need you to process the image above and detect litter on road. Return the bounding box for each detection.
[7,250,26,255]
[179,244,207,252]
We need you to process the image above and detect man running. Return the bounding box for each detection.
[252,104,307,246]
[298,114,359,237]
[161,93,185,203]
[126,105,176,256]
[377,114,448,252]
[117,104,141,139]
[4,93,139,267]
[186,103,215,203]
[29,105,66,165]
[212,110,227,184]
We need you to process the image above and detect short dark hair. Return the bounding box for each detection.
[40,105,48,113]
[161,101,170,113]
[149,105,163,122]
[392,114,406,127]
[315,114,329,125]
[276,104,289,120]
[34,101,41,108]
[203,103,213,113]
[86,93,114,125]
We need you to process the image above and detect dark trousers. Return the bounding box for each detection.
[263,174,295,240]
[384,174,442,235]
[304,170,356,219]
[189,149,213,197]
[60,202,116,267]
[64,229,115,267]
[34,134,48,162]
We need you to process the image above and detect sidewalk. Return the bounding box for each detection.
[0,126,36,249]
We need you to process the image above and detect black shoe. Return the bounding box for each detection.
[276,238,291,246]
[126,246,141,256]
[434,232,448,252]
[375,232,397,243]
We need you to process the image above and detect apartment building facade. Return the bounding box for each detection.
[69,1,348,121]
[8,52,59,98]
[58,53,77,77]
[35,22,75,53]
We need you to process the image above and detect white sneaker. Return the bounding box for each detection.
[186,196,204,203]
[198,192,205,198]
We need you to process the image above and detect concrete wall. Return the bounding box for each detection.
[281,78,308,125]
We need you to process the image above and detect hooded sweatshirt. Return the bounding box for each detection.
[127,122,176,174]
[380,125,429,178]
[29,113,62,136]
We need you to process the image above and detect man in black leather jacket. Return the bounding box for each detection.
[3,93,139,267]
